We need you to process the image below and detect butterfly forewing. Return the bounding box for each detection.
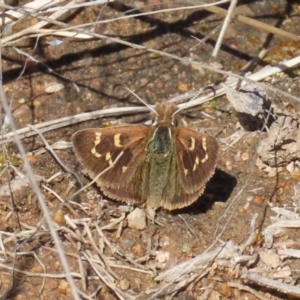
[176,127,219,193]
[72,125,151,204]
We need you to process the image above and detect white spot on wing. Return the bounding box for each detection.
[91,132,102,157]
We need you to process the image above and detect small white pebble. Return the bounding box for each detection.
[286,161,294,173]
[273,266,291,279]
[119,278,130,291]
[127,208,146,230]
[155,251,169,263]
[225,160,232,171]
[45,82,64,94]
[241,152,249,161]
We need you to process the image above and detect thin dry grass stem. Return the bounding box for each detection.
[41,184,65,203]
[83,251,130,300]
[101,213,126,230]
[190,23,222,50]
[1,106,148,143]
[165,273,202,300]
[45,171,62,183]
[13,47,79,90]
[33,141,72,156]
[115,247,150,271]
[77,287,103,300]
[220,129,249,147]
[115,220,124,239]
[80,285,102,300]
[212,0,238,58]
[239,213,258,252]
[178,214,197,238]
[243,273,300,297]
[16,251,46,294]
[83,222,120,280]
[95,224,115,253]
[109,263,152,275]
[59,224,86,244]
[278,248,300,258]
[0,0,66,26]
[228,282,266,300]
[0,233,7,260]
[0,261,83,278]
[2,229,36,244]
[46,0,114,13]
[240,49,269,74]
[204,5,300,42]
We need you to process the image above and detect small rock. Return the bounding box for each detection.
[273,266,291,279]
[241,152,249,161]
[45,82,64,93]
[58,280,68,295]
[178,81,189,92]
[119,278,130,290]
[225,160,232,170]
[155,251,169,263]
[256,157,266,169]
[53,209,65,225]
[252,196,264,204]
[267,166,281,177]
[259,250,280,268]
[127,208,146,230]
[13,104,32,128]
[219,282,232,298]
[132,244,143,256]
[286,161,295,173]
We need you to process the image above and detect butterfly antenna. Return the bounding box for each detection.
[122,85,158,116]
[172,85,216,116]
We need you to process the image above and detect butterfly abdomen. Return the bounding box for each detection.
[143,126,178,207]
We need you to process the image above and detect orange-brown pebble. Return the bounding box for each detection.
[253,196,264,204]
[53,209,65,225]
[219,283,232,298]
[58,280,68,295]
[178,81,189,92]
[132,244,143,256]
[204,107,216,114]
[27,153,36,163]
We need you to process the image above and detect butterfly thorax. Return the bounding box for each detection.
[147,102,179,155]
[147,126,173,155]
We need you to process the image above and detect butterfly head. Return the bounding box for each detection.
[152,102,179,127]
